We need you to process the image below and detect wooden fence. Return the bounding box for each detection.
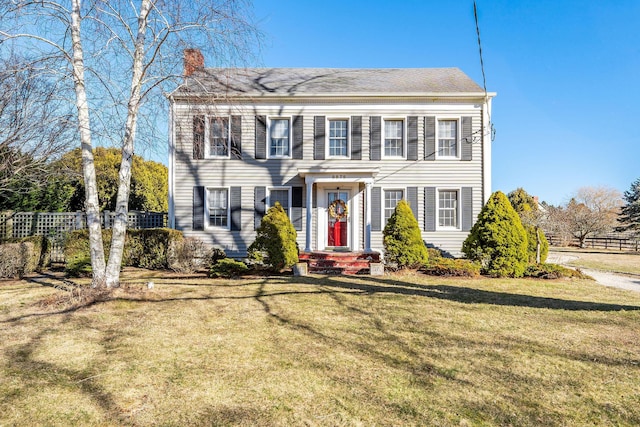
[547,234,640,252]
[0,211,168,262]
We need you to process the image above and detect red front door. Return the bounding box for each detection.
[327,191,349,247]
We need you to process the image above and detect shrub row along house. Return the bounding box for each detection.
[168,49,495,259]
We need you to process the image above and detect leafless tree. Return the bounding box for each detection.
[556,186,623,248]
[0,55,73,196]
[1,0,260,287]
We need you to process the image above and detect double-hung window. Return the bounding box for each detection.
[384,119,404,157]
[328,119,348,157]
[384,189,404,224]
[438,119,458,158]
[269,118,290,157]
[438,190,458,228]
[207,188,228,228]
[208,117,229,157]
[268,187,290,217]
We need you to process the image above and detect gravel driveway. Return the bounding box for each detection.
[547,252,640,292]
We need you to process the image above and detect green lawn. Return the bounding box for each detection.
[1,271,640,426]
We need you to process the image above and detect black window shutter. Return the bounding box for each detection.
[255,115,266,159]
[351,116,362,160]
[231,115,242,159]
[461,116,472,161]
[371,186,381,232]
[193,186,205,230]
[193,116,205,160]
[291,186,303,231]
[370,116,381,161]
[425,116,436,161]
[425,187,436,231]
[230,187,241,231]
[292,115,303,159]
[314,116,325,160]
[462,187,473,231]
[407,187,418,220]
[254,186,266,230]
[407,116,418,161]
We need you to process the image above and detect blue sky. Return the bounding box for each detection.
[249,0,640,205]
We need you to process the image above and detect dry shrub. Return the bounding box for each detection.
[0,242,35,278]
[39,286,112,310]
[167,237,210,273]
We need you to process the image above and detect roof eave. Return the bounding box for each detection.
[170,91,496,101]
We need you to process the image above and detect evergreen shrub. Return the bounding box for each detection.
[209,258,249,278]
[423,258,481,277]
[523,263,591,280]
[525,225,549,264]
[248,202,298,270]
[383,200,428,269]
[462,191,528,277]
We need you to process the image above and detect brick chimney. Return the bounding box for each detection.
[184,48,204,76]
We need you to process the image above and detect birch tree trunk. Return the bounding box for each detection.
[104,0,152,288]
[70,0,106,287]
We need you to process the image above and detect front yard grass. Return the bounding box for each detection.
[1,271,640,426]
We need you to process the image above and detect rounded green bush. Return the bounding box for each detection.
[209,258,249,278]
[383,199,428,269]
[248,202,298,270]
[462,191,528,277]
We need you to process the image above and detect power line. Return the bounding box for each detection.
[473,0,495,142]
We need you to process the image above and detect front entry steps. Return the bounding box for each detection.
[298,251,381,275]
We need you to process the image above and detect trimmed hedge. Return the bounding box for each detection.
[1,235,50,270]
[0,242,36,278]
[63,228,183,276]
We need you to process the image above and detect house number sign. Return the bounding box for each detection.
[332,174,346,179]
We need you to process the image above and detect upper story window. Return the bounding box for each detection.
[268,187,290,217]
[208,117,229,157]
[438,119,458,158]
[328,119,348,157]
[206,187,229,228]
[269,118,290,158]
[384,189,404,224]
[438,190,459,228]
[384,119,404,157]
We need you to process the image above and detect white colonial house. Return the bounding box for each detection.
[168,49,495,261]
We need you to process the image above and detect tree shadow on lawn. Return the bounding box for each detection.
[317,275,640,312]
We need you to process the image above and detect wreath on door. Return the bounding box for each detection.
[328,199,348,220]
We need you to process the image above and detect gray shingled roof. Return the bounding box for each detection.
[176,68,486,97]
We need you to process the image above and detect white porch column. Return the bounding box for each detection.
[305,180,314,252]
[365,180,373,252]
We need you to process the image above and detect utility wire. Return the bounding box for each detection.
[473,0,495,141]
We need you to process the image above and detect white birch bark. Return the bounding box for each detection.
[70,0,106,287]
[104,0,152,288]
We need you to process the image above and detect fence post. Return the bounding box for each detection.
[103,210,110,229]
[75,211,84,230]
[4,211,13,239]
